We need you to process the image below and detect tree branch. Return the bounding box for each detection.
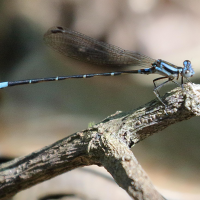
[0,83,199,200]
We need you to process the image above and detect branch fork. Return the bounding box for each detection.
[0,83,199,200]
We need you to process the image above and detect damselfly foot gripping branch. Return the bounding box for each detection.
[0,26,195,106]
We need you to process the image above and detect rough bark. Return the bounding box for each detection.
[0,83,199,200]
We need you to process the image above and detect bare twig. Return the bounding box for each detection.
[0,83,199,200]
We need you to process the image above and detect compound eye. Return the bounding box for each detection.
[183,60,191,68]
[182,59,195,78]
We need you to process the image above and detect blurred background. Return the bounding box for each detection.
[0,0,200,199]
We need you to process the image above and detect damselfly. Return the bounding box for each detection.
[0,26,195,106]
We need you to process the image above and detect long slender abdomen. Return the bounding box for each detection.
[138,68,153,75]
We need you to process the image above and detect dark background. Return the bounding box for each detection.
[0,1,200,199]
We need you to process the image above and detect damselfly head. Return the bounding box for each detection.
[182,60,195,78]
